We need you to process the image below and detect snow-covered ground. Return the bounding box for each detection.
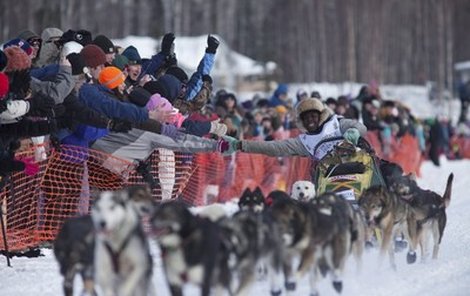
[1,157,469,296]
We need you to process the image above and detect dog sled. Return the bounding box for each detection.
[313,137,385,205]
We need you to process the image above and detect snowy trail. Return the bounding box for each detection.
[1,158,470,296]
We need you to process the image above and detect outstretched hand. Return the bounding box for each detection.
[161,32,175,55]
[206,35,219,54]
[343,128,361,146]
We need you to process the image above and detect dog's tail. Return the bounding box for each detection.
[442,173,453,208]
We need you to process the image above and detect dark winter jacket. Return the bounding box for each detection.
[140,52,166,79]
[79,83,149,123]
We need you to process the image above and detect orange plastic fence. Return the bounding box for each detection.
[0,145,193,252]
[1,132,422,252]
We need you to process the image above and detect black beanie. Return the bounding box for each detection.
[143,80,169,100]
[166,66,188,83]
[128,87,152,107]
[93,35,115,54]
[66,53,87,75]
[59,29,92,46]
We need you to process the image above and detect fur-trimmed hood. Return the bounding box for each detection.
[295,98,334,132]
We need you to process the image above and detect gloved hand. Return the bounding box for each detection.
[160,123,185,140]
[221,135,240,155]
[28,95,55,117]
[210,120,227,137]
[216,139,229,153]
[161,32,175,55]
[206,35,219,54]
[343,128,361,146]
[108,119,132,133]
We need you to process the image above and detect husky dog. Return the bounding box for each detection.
[358,185,410,269]
[92,190,153,296]
[151,201,231,296]
[390,173,453,263]
[291,180,316,201]
[54,215,96,296]
[238,187,266,212]
[218,210,284,295]
[126,184,157,217]
[54,185,155,296]
[306,193,354,295]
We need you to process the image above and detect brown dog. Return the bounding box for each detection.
[359,185,409,269]
[390,173,453,263]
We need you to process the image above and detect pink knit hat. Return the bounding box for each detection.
[146,93,184,127]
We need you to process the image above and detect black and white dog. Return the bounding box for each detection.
[54,186,155,296]
[238,187,266,212]
[219,208,285,295]
[54,215,96,296]
[151,201,231,296]
[92,189,153,296]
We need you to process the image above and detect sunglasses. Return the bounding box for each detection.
[28,39,41,47]
[45,38,62,48]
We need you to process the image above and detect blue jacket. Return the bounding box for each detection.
[186,53,215,101]
[61,124,108,147]
[269,84,289,107]
[30,64,60,80]
[79,84,149,123]
[140,52,166,80]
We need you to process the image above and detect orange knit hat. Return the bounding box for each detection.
[98,66,125,89]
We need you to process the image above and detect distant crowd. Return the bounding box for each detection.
[0,27,468,183]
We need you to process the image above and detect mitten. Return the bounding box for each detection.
[206,35,219,54]
[343,128,361,146]
[28,95,55,117]
[210,120,227,137]
[221,136,240,155]
[161,33,175,55]
[216,139,229,153]
[108,119,132,133]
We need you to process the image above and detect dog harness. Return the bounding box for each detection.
[103,225,143,274]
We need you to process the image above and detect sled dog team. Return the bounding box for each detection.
[54,172,453,296]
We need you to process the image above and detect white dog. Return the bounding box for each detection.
[92,190,153,296]
[291,180,316,201]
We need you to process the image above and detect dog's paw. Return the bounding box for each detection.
[333,280,343,293]
[365,240,375,250]
[285,281,296,291]
[270,289,282,296]
[394,239,408,253]
[407,251,417,264]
